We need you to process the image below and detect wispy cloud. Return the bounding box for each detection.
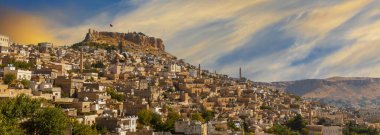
[2,0,380,81]
[290,0,372,37]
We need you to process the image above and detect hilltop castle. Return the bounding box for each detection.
[84,29,165,51]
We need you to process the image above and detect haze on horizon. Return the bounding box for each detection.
[1,0,380,82]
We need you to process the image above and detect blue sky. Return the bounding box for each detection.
[1,0,380,82]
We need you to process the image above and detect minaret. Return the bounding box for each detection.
[80,43,84,73]
[309,104,313,125]
[198,64,201,77]
[239,67,242,79]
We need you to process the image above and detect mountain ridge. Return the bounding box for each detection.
[255,76,380,108]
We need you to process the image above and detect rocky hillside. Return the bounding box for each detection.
[79,29,172,58]
[84,29,165,51]
[257,77,380,108]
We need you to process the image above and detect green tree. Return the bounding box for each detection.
[92,61,105,68]
[20,79,30,88]
[227,121,240,131]
[151,113,165,131]
[317,118,333,126]
[0,113,25,135]
[260,105,272,110]
[106,88,125,102]
[344,121,380,135]
[0,94,41,120]
[201,110,214,122]
[136,106,183,133]
[268,124,291,135]
[8,60,33,70]
[164,111,181,132]
[95,125,108,135]
[0,95,42,134]
[286,114,306,132]
[72,121,98,135]
[3,73,16,85]
[191,113,205,123]
[24,107,68,135]
[137,109,153,126]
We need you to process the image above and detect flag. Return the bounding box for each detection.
[110,24,113,27]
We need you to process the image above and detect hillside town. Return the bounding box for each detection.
[0,30,378,135]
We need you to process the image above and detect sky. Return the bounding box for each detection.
[1,0,380,82]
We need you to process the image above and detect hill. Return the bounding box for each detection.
[72,29,172,58]
[256,77,380,108]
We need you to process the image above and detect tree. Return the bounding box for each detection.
[20,79,30,88]
[72,121,98,135]
[0,113,25,135]
[260,105,272,110]
[268,124,291,135]
[106,88,125,102]
[95,125,108,135]
[24,107,68,135]
[191,113,205,123]
[8,60,33,70]
[3,73,16,85]
[0,94,41,120]
[137,109,153,126]
[201,110,214,122]
[136,107,183,133]
[92,61,105,68]
[227,121,240,131]
[317,118,333,126]
[286,114,306,131]
[344,121,380,134]
[164,111,181,132]
[151,113,165,131]
[0,95,42,135]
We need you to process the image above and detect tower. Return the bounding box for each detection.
[309,104,313,125]
[80,43,84,73]
[198,64,201,77]
[239,67,242,79]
